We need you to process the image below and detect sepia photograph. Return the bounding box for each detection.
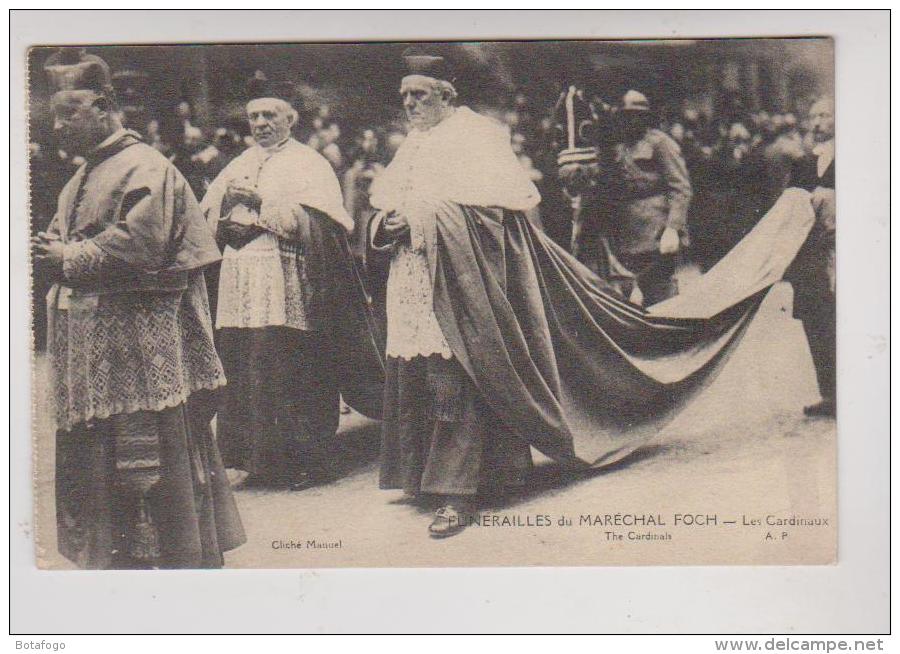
[9,6,893,640]
[24,35,843,571]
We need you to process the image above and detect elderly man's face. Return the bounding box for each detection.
[247,98,295,148]
[51,90,110,156]
[400,75,448,130]
[809,98,835,143]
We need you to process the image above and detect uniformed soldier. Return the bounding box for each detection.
[602,90,693,306]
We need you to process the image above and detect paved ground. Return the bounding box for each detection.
[31,283,836,569]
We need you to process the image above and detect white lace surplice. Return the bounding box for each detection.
[202,139,350,333]
[377,125,452,361]
[214,232,312,331]
[385,240,453,361]
[47,271,226,431]
[371,107,541,361]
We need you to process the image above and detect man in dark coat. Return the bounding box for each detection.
[786,97,836,417]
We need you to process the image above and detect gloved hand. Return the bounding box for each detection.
[659,227,681,255]
[217,221,266,250]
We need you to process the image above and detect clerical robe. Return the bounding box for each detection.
[45,129,245,569]
[370,107,541,496]
[201,138,382,482]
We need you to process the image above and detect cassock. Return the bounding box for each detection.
[46,129,246,569]
[201,137,383,482]
[370,106,541,496]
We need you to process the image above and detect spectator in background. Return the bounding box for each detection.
[213,126,244,163]
[761,112,806,209]
[306,114,325,148]
[342,128,385,261]
[145,119,170,156]
[317,122,342,170]
[171,125,229,198]
[690,121,767,270]
[29,140,70,351]
[176,99,194,135]
[29,134,87,352]
[511,131,545,230]
[531,113,572,246]
[385,129,406,158]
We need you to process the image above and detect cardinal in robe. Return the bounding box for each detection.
[33,49,245,568]
[201,72,383,490]
[368,47,826,540]
[369,48,543,537]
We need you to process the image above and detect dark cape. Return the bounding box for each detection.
[200,139,385,421]
[304,211,386,419]
[414,191,815,468]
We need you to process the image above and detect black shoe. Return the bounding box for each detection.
[804,400,836,418]
[287,466,335,491]
[389,492,422,506]
[287,471,320,492]
[239,474,271,489]
[428,505,468,539]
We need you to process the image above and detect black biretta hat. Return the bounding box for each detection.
[43,48,115,99]
[401,46,456,85]
[246,70,296,105]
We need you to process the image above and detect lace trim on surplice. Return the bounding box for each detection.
[47,273,226,431]
[385,237,453,361]
[215,233,313,330]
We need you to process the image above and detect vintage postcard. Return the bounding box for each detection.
[28,37,837,570]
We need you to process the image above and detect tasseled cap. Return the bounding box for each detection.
[43,48,115,99]
[402,46,456,84]
[246,70,296,105]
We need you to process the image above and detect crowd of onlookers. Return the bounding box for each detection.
[28,85,826,344]
[662,104,816,271]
